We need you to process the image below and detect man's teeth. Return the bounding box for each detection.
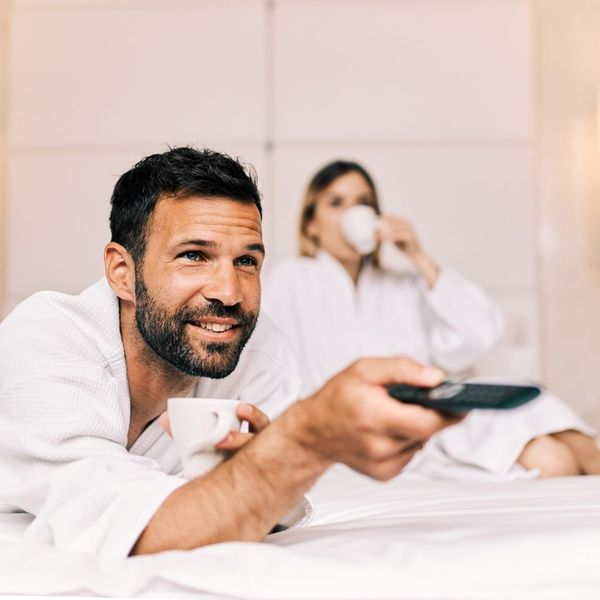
[197,322,234,333]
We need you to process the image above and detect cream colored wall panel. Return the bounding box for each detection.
[10,1,266,148]
[274,0,532,142]
[543,293,600,430]
[5,145,266,313]
[538,152,600,296]
[536,1,600,427]
[0,0,8,318]
[7,152,137,305]
[267,144,535,291]
[537,0,600,154]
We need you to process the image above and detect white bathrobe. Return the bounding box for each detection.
[0,278,301,558]
[263,252,595,479]
[263,251,505,395]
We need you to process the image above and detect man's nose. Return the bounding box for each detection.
[202,263,243,306]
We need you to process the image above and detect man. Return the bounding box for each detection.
[0,147,457,558]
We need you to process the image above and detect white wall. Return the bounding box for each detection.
[6,0,269,306]
[1,0,599,425]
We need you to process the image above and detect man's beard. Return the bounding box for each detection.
[134,276,258,379]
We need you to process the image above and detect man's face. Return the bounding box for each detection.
[134,196,264,378]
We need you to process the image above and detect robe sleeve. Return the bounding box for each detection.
[0,319,185,558]
[420,269,505,372]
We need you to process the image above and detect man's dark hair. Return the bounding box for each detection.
[110,146,262,264]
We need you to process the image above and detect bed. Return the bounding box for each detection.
[1,466,600,599]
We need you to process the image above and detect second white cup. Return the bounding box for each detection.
[167,397,241,479]
[340,204,381,255]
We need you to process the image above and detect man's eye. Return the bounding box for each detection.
[181,251,202,261]
[359,197,371,206]
[236,256,258,267]
[329,197,343,208]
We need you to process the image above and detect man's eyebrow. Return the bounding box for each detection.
[174,240,264,255]
[245,243,265,255]
[175,239,219,248]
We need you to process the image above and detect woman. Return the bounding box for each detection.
[263,160,600,478]
[264,160,504,395]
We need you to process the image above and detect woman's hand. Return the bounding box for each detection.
[378,215,423,256]
[159,403,271,452]
[378,214,440,288]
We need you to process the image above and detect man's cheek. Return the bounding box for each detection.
[244,280,261,310]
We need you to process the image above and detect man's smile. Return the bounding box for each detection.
[188,318,239,340]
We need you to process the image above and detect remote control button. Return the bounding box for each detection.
[429,383,465,400]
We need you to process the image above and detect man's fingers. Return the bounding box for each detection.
[347,441,424,481]
[349,356,444,388]
[368,446,424,481]
[346,378,462,439]
[359,433,423,463]
[160,405,266,449]
[159,412,172,437]
[236,403,270,433]
[215,431,253,451]
[372,396,463,439]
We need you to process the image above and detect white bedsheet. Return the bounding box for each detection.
[1,467,600,599]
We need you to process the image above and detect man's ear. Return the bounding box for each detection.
[104,242,136,303]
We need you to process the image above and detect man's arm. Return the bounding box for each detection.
[132,357,458,554]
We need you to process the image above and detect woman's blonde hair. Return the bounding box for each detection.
[298,160,382,267]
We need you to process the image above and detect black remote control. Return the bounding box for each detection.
[387,381,542,414]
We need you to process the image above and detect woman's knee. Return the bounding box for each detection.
[518,435,581,477]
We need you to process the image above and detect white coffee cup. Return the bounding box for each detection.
[340,204,381,255]
[168,397,241,479]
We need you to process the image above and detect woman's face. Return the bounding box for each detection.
[307,171,376,265]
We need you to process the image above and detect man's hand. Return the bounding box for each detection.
[159,403,270,452]
[216,404,270,451]
[279,357,462,481]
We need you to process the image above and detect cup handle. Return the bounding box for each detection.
[184,410,237,456]
[209,408,237,446]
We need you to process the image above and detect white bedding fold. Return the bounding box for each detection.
[1,472,600,599]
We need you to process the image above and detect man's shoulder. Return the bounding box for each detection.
[0,279,121,370]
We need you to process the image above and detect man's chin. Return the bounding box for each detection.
[171,322,255,378]
[176,342,246,379]
[181,358,240,379]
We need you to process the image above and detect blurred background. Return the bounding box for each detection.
[0,0,599,425]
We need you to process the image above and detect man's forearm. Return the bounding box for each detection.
[131,403,331,554]
[132,355,456,554]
